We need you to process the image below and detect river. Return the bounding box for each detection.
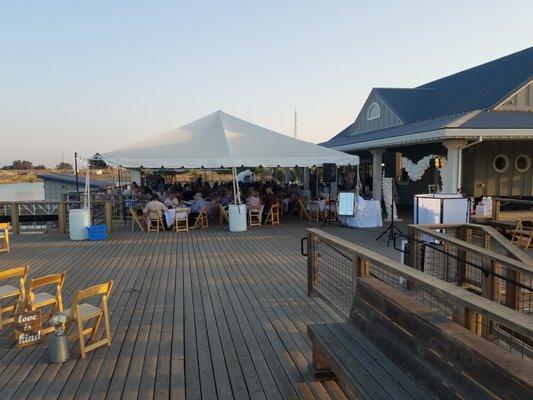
[0,182,45,202]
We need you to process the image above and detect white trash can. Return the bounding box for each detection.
[228,204,247,232]
[69,209,90,240]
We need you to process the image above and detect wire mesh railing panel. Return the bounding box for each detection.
[314,238,354,317]
[307,229,533,360]
[494,198,533,222]
[412,227,533,315]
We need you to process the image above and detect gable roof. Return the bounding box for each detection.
[415,46,533,120]
[323,47,533,149]
[373,88,436,123]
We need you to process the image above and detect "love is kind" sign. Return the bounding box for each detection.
[14,310,43,348]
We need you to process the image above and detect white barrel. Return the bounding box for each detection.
[69,209,90,240]
[228,204,247,232]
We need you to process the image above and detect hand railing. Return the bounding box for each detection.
[0,200,114,234]
[492,197,533,222]
[307,228,533,359]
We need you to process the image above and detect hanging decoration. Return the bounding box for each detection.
[381,154,448,220]
[401,155,435,181]
[382,176,397,220]
[401,154,448,191]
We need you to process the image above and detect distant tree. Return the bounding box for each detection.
[56,162,73,170]
[7,160,34,170]
[34,165,46,170]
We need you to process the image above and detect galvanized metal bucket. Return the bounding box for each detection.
[48,333,69,363]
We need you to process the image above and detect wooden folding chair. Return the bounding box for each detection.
[264,203,280,226]
[63,281,113,359]
[193,206,209,230]
[511,220,533,251]
[146,210,165,232]
[27,272,65,334]
[248,205,262,227]
[0,223,10,253]
[174,208,189,233]
[297,198,312,221]
[219,204,229,225]
[0,265,27,329]
[307,201,320,222]
[129,208,146,232]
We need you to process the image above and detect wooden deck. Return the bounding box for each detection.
[0,219,401,399]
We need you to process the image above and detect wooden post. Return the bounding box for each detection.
[356,257,370,278]
[307,232,317,296]
[118,195,124,218]
[105,201,113,234]
[11,203,19,235]
[492,198,500,221]
[58,202,67,234]
[456,226,467,286]
[409,228,420,270]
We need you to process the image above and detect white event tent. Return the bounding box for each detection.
[102,110,359,231]
[102,110,359,169]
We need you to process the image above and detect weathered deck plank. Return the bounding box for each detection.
[0,219,399,399]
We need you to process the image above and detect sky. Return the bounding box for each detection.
[1,1,532,167]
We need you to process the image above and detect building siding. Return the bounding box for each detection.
[462,140,533,197]
[351,92,403,135]
[496,80,533,111]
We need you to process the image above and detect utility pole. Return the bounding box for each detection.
[293,109,297,139]
[74,152,79,193]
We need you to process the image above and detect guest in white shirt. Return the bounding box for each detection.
[164,192,180,208]
[143,194,169,229]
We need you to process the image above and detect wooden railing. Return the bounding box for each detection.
[306,228,532,357]
[492,197,533,222]
[409,223,532,317]
[0,200,114,234]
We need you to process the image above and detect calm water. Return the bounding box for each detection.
[0,182,45,201]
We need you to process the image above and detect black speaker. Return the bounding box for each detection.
[384,151,402,178]
[322,163,337,182]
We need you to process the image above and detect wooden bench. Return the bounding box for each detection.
[308,322,431,399]
[309,277,533,399]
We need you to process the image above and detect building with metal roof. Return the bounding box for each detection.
[322,47,533,206]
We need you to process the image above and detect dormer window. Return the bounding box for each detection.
[366,102,381,121]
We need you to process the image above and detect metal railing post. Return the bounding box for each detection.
[11,203,20,235]
[58,202,67,234]
[307,231,317,296]
[105,201,113,234]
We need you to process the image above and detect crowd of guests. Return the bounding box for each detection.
[129,177,306,227]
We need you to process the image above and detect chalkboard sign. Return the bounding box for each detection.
[14,309,43,348]
[338,192,355,216]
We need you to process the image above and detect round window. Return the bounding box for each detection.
[515,154,531,172]
[493,154,509,173]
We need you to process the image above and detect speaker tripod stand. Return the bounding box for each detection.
[376,180,403,247]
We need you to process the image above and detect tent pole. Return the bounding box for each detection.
[232,167,241,205]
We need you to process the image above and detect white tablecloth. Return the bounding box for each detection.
[340,196,382,228]
[164,208,190,227]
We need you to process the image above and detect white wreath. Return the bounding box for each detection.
[382,154,449,220]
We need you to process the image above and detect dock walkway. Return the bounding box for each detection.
[0,220,401,399]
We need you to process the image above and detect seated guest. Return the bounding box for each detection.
[143,194,169,229]
[263,187,276,221]
[131,182,141,197]
[219,188,234,207]
[247,190,261,210]
[164,192,180,208]
[189,192,207,224]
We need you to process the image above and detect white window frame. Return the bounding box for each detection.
[515,154,531,173]
[493,154,509,173]
[366,102,381,121]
